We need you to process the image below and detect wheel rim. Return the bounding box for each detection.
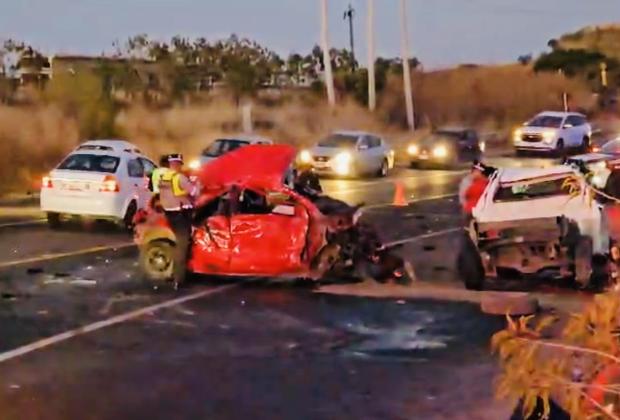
[146,245,172,275]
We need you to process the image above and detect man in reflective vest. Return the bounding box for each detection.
[150,155,170,194]
[158,154,197,288]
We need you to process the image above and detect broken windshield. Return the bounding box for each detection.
[493,177,573,202]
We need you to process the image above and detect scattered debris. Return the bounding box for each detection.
[26,267,44,275]
[37,309,49,315]
[53,272,70,278]
[423,244,436,252]
[395,300,406,305]
[43,278,64,285]
[9,384,20,390]
[69,279,97,287]
[1,292,17,301]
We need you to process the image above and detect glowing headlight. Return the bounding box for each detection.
[333,152,352,175]
[432,145,448,159]
[299,149,312,163]
[407,144,419,155]
[513,129,522,143]
[591,161,607,171]
[188,159,200,170]
[542,130,556,144]
[479,141,486,153]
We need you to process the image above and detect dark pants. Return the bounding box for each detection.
[165,210,193,285]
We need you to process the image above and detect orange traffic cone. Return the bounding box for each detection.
[392,181,407,207]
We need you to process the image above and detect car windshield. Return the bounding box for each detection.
[58,154,120,173]
[601,139,620,154]
[202,139,250,157]
[526,115,563,128]
[318,134,358,148]
[494,177,572,202]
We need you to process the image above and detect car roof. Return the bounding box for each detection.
[217,134,273,144]
[75,139,143,155]
[498,166,575,184]
[535,111,585,118]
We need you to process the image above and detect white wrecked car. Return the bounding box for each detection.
[458,166,609,290]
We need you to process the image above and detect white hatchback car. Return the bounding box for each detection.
[513,111,592,155]
[40,140,156,229]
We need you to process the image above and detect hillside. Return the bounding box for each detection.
[557,24,620,60]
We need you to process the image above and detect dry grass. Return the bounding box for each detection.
[381,64,594,131]
[0,105,79,194]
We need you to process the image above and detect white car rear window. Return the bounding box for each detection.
[203,139,250,157]
[58,154,120,173]
[494,177,573,202]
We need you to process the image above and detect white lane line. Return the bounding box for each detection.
[363,193,457,209]
[0,284,236,364]
[0,219,45,229]
[0,243,134,269]
[385,227,462,248]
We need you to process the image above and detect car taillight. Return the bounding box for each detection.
[100,175,120,192]
[42,176,53,189]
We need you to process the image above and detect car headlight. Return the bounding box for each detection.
[333,152,352,175]
[591,161,607,171]
[432,145,448,158]
[299,149,312,164]
[513,129,522,143]
[479,141,486,153]
[188,159,201,170]
[407,144,419,155]
[542,130,556,144]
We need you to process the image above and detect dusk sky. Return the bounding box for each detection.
[1,0,620,68]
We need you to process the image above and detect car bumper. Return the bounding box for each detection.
[40,190,127,219]
[514,141,555,152]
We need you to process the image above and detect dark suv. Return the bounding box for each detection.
[407,128,483,168]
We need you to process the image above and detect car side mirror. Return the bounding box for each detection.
[272,204,295,216]
[358,144,369,151]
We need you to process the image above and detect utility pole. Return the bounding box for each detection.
[399,0,415,130]
[320,0,336,107]
[344,3,356,70]
[600,62,608,88]
[367,0,376,111]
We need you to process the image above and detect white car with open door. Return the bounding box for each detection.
[458,165,609,290]
[40,140,156,229]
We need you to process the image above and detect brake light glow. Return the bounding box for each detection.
[100,175,120,192]
[42,176,53,189]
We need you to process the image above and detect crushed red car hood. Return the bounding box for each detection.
[198,144,296,191]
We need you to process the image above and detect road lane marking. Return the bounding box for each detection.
[385,227,462,248]
[0,243,134,269]
[0,284,236,364]
[0,219,45,229]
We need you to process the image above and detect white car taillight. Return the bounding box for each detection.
[100,175,120,192]
[42,175,53,189]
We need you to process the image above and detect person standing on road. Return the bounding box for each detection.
[460,161,495,218]
[158,154,198,288]
[293,163,323,200]
[150,155,171,194]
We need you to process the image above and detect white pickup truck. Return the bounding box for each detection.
[458,166,610,290]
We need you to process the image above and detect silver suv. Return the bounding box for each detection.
[299,131,394,177]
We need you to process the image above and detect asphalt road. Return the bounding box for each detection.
[0,155,558,419]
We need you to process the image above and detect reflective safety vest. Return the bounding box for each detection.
[151,167,171,194]
[159,170,193,211]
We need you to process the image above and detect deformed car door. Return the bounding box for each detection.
[229,195,309,275]
[190,215,232,274]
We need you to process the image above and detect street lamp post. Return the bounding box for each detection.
[320,0,336,107]
[399,0,415,130]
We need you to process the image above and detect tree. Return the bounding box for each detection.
[518,54,533,65]
[534,48,608,77]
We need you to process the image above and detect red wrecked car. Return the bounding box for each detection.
[134,144,414,285]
